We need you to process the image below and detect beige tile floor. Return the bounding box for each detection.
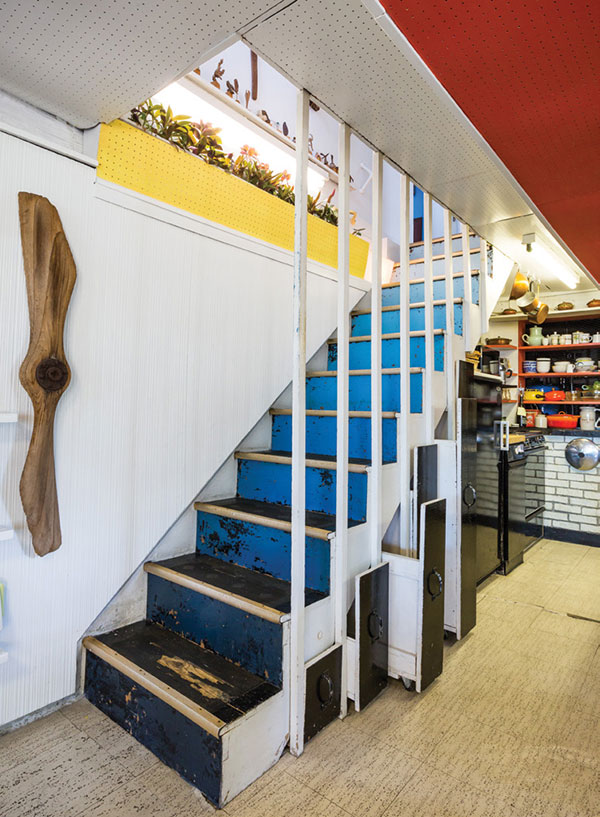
[1,538,599,817]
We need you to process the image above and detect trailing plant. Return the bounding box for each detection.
[189,121,232,170]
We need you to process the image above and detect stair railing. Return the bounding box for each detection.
[443,207,456,440]
[479,236,489,337]
[423,191,435,444]
[398,173,412,554]
[369,150,383,567]
[461,221,473,354]
[290,87,310,758]
[335,121,351,720]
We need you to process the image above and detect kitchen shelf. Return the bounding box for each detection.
[483,345,517,350]
[503,400,518,403]
[493,307,600,321]
[518,343,600,351]
[523,400,600,405]
[520,371,599,377]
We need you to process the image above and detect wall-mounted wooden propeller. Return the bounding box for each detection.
[18,193,77,557]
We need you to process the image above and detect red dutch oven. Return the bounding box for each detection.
[547,412,578,429]
[546,390,566,402]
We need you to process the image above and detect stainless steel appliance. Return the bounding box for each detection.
[499,432,546,574]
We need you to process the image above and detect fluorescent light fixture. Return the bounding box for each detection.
[521,233,579,290]
[152,83,328,197]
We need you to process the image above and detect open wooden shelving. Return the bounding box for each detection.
[518,343,600,351]
[523,400,600,405]
[483,344,517,351]
[520,371,599,378]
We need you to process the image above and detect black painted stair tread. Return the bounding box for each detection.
[194,496,362,540]
[235,449,370,473]
[86,621,280,731]
[147,552,326,616]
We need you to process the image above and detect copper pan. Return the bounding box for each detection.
[510,271,530,300]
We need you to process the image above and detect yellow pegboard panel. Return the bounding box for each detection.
[97,121,367,278]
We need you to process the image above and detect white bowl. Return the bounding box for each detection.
[537,359,551,373]
[552,361,569,372]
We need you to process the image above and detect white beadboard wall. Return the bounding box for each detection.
[0,130,368,726]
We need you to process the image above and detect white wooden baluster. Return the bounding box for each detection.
[479,237,489,337]
[399,174,411,554]
[335,122,351,718]
[443,208,456,440]
[369,151,383,566]
[423,192,434,444]
[461,222,472,354]
[290,87,309,758]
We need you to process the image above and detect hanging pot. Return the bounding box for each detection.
[510,271,530,300]
[529,301,549,324]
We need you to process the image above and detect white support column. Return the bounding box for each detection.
[399,174,411,554]
[461,222,472,354]
[423,192,434,444]
[335,122,351,719]
[479,237,489,337]
[290,87,309,758]
[443,208,456,441]
[369,151,383,567]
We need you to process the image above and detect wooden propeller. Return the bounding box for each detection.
[18,193,77,556]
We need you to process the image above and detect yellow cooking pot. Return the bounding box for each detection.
[524,388,544,401]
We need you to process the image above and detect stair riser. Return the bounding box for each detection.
[305,372,424,413]
[85,653,223,806]
[237,459,368,522]
[351,303,463,336]
[271,414,398,462]
[147,573,283,684]
[408,251,480,278]
[408,234,480,260]
[381,274,479,307]
[328,335,445,371]
[196,511,329,594]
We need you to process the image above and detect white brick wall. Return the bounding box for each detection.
[543,435,600,536]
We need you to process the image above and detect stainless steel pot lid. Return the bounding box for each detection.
[565,438,600,471]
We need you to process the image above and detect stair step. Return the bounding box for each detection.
[307,367,423,376]
[352,300,461,316]
[270,408,397,418]
[329,330,445,344]
[194,497,341,541]
[382,270,479,288]
[235,450,368,473]
[408,246,479,265]
[84,622,280,736]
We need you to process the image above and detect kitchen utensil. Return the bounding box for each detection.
[534,413,548,428]
[546,390,566,402]
[523,360,538,372]
[565,437,600,469]
[524,388,544,401]
[522,327,543,345]
[587,299,600,308]
[578,333,591,344]
[552,361,569,372]
[542,337,549,345]
[485,337,512,346]
[557,302,574,310]
[567,363,575,372]
[549,332,560,345]
[529,301,549,324]
[537,358,551,373]
[501,308,517,315]
[489,360,500,375]
[565,390,575,401]
[516,289,536,312]
[547,412,578,429]
[560,334,572,345]
[575,358,594,371]
[593,333,600,343]
[592,380,600,391]
[510,271,530,300]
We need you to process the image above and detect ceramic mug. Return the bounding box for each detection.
[593,333,600,343]
[560,334,572,345]
[549,332,560,345]
[579,333,591,344]
[542,337,549,346]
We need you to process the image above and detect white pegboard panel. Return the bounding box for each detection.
[0,0,281,128]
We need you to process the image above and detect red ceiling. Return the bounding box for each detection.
[382,0,600,280]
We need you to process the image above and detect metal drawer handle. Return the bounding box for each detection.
[463,482,477,508]
[427,569,443,600]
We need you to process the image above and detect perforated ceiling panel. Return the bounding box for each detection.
[381,0,600,280]
[0,0,281,128]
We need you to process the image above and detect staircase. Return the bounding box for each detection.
[82,233,482,807]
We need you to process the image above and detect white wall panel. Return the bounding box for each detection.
[0,131,367,726]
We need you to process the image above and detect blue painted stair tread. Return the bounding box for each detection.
[271,414,397,462]
[381,274,479,307]
[236,456,367,521]
[150,552,326,614]
[88,621,280,724]
[147,569,284,684]
[350,303,462,336]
